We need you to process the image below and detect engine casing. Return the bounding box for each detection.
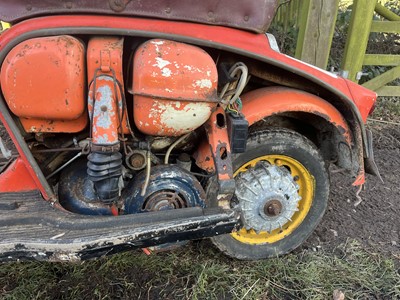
[0,35,87,133]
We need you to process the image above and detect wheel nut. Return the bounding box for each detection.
[264,200,282,216]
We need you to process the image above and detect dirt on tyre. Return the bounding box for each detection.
[211,128,329,260]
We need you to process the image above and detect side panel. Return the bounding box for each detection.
[0,158,38,193]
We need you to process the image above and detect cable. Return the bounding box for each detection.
[219,62,249,107]
[141,150,152,196]
[164,133,191,164]
[190,171,216,178]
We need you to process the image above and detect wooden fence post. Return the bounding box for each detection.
[341,0,377,82]
[295,0,339,69]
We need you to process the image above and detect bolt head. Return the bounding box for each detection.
[264,200,282,217]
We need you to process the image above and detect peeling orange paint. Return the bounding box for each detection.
[133,39,218,136]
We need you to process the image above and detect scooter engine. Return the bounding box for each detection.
[123,164,206,214]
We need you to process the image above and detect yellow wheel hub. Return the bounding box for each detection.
[231,155,315,244]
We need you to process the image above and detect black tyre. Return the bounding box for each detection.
[211,128,329,260]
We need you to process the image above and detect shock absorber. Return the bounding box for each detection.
[87,37,128,204]
[87,151,122,204]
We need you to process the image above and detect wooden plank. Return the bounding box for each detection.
[363,54,400,66]
[289,0,294,24]
[296,0,302,27]
[376,86,400,97]
[295,0,339,69]
[375,3,400,21]
[283,3,289,32]
[362,65,400,91]
[370,21,400,33]
[295,0,311,59]
[341,0,377,82]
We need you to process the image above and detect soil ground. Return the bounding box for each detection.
[305,122,400,258]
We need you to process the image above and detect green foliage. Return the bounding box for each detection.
[383,0,400,15]
[269,23,298,56]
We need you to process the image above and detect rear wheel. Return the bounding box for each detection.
[211,129,329,260]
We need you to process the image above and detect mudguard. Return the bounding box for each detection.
[240,87,351,144]
[194,87,366,185]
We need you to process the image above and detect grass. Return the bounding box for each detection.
[0,240,398,299]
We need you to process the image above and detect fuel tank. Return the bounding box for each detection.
[0,35,87,133]
[132,39,219,136]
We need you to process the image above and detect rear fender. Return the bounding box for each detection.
[240,87,351,143]
[195,87,366,185]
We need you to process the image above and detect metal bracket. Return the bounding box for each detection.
[100,50,111,73]
[205,107,235,208]
[356,71,369,81]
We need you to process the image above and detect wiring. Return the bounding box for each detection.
[140,150,152,196]
[219,62,249,110]
[164,133,191,164]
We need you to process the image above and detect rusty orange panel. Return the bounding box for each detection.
[0,35,87,133]
[241,87,351,144]
[0,158,38,193]
[193,139,215,173]
[88,77,121,145]
[195,107,234,176]
[133,39,218,136]
[87,36,130,135]
[20,114,88,133]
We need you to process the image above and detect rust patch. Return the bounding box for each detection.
[204,107,235,206]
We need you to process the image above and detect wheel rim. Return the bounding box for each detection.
[231,155,315,244]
